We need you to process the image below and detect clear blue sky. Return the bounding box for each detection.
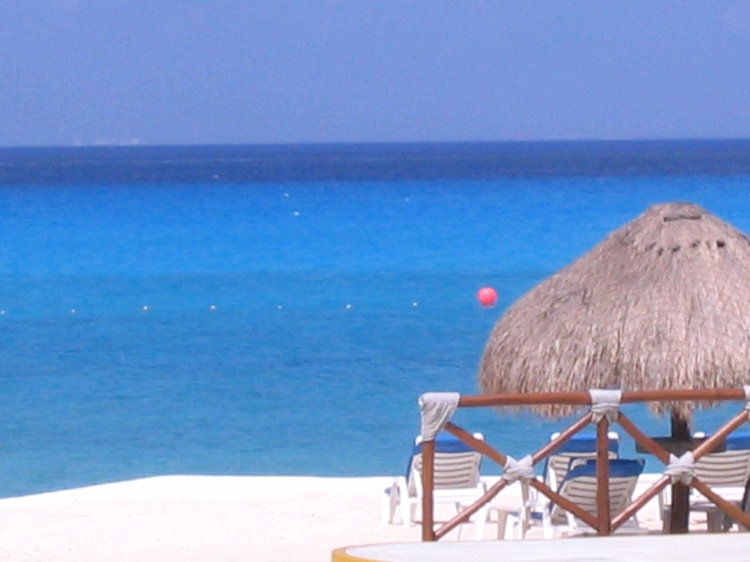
[2,1,750,147]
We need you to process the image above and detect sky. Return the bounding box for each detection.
[2,1,750,147]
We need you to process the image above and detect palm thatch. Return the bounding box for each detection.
[479,202,750,419]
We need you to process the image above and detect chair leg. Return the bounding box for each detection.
[393,478,413,526]
[380,492,391,524]
[494,511,513,540]
[389,488,400,524]
[720,501,742,531]
[382,482,401,524]
[404,501,417,527]
[542,511,554,540]
[707,509,724,533]
[474,504,489,540]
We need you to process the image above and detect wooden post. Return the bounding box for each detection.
[669,414,691,534]
[596,417,611,535]
[421,438,436,541]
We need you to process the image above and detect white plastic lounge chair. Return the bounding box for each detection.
[496,458,645,540]
[544,431,620,491]
[382,433,488,537]
[489,431,620,540]
[660,432,750,532]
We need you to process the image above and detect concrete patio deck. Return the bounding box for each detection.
[332,532,750,562]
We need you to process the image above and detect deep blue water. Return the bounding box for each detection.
[1,140,750,498]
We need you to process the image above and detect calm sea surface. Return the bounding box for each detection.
[1,140,750,497]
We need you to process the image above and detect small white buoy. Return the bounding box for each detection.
[293,210,300,216]
[0,310,6,315]
[70,309,77,314]
[209,305,217,311]
[142,305,149,311]
[345,304,352,310]
[277,305,283,310]
[412,302,419,307]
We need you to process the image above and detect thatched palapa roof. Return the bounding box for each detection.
[479,202,750,418]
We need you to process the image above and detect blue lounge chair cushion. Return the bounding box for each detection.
[725,433,750,451]
[562,458,645,483]
[550,433,619,455]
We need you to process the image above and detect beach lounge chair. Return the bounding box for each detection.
[660,432,750,532]
[488,430,620,539]
[498,458,645,539]
[544,431,620,491]
[382,432,488,536]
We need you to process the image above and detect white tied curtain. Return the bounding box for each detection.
[588,389,622,423]
[502,454,535,482]
[418,392,460,440]
[665,452,695,485]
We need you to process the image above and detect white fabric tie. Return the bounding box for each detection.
[418,392,460,441]
[501,454,535,483]
[589,389,622,422]
[744,385,750,410]
[664,452,695,485]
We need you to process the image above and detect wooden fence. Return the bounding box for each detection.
[420,388,750,541]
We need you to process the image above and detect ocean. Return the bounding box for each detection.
[1,140,750,498]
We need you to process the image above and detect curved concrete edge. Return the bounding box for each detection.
[331,545,385,562]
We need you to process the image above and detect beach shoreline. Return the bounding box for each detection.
[0,473,716,562]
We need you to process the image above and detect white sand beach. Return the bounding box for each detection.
[0,476,421,562]
[0,473,724,562]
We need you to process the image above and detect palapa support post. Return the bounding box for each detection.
[421,437,436,541]
[595,417,612,535]
[669,415,691,534]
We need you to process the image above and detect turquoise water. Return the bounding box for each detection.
[1,141,749,497]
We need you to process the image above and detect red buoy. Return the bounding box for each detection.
[477,287,498,307]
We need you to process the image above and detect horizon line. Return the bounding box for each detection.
[2,136,750,151]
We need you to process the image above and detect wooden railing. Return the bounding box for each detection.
[420,388,750,541]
